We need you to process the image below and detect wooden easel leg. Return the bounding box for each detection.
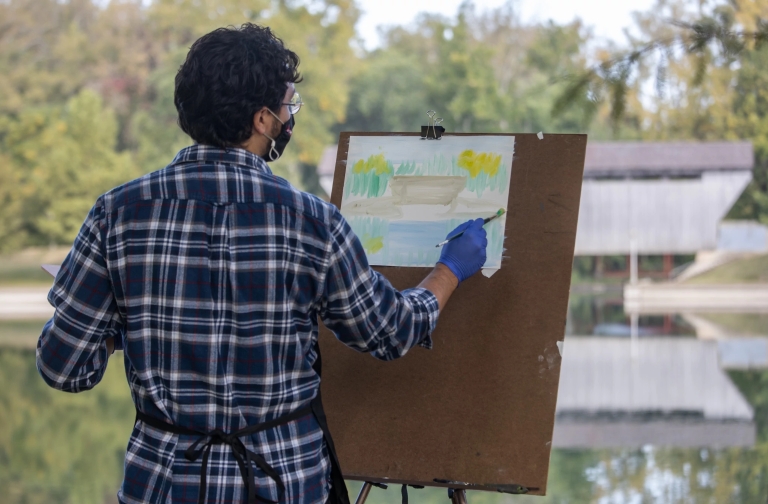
[354,482,373,504]
[451,489,468,504]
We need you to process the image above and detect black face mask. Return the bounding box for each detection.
[263,113,294,162]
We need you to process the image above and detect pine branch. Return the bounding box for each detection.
[552,14,768,128]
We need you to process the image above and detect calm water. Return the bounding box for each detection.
[1,293,766,504]
[566,288,697,337]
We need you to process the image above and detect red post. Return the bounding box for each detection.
[663,254,674,278]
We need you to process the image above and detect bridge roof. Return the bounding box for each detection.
[584,141,753,178]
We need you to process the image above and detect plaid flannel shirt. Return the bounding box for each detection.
[36,145,439,504]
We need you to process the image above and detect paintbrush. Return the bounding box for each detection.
[435,208,506,248]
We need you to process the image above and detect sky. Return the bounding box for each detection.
[355,0,659,50]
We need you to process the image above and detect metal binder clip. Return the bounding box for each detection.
[421,110,445,140]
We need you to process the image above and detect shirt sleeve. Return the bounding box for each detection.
[318,209,440,361]
[36,201,123,392]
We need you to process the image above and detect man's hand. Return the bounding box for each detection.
[437,219,487,283]
[419,219,488,310]
[105,337,115,355]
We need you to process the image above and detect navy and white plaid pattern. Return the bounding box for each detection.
[36,145,439,504]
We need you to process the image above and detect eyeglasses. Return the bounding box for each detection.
[282,92,303,115]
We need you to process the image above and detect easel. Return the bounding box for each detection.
[354,482,468,504]
[355,111,462,504]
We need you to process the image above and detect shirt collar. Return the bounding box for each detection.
[171,144,273,176]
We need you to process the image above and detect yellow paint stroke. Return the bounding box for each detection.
[457,150,502,178]
[352,153,392,176]
[361,234,384,254]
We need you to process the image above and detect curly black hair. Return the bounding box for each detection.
[174,24,302,148]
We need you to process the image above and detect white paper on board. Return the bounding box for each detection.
[341,135,514,271]
[41,264,61,278]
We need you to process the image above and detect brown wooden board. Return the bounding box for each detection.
[319,132,587,495]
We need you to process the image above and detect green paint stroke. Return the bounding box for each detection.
[344,154,395,198]
[394,160,418,175]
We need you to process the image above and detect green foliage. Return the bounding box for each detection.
[340,49,429,132]
[553,0,768,218]
[128,48,192,172]
[339,7,593,135]
[0,0,364,252]
[1,91,140,247]
[727,42,768,224]
[0,151,25,251]
[4,0,768,252]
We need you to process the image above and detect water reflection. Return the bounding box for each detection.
[567,289,696,336]
[0,346,134,504]
[554,337,754,448]
[1,290,766,503]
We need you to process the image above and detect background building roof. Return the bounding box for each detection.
[584,141,754,178]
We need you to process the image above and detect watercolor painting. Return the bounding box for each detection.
[340,135,514,271]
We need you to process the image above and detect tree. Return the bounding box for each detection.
[139,0,362,184]
[553,0,768,222]
[0,0,366,252]
[338,3,594,136]
[726,42,768,223]
[1,90,139,246]
[340,49,429,132]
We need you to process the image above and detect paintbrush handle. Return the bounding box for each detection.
[435,210,505,248]
[435,231,465,248]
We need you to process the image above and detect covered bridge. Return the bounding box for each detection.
[575,141,753,255]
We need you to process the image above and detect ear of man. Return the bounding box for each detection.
[246,107,281,158]
[252,107,279,136]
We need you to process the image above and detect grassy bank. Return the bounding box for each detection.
[0,320,47,348]
[0,247,69,286]
[685,253,768,284]
[697,313,768,336]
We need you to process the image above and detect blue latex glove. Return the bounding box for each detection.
[437,218,488,283]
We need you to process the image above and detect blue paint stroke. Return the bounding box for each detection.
[347,217,505,269]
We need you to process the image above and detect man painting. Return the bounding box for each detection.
[36,24,487,504]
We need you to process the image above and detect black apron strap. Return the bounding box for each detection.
[133,339,349,504]
[136,404,312,504]
[311,342,351,504]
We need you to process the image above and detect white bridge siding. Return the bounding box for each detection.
[574,171,752,255]
[573,141,754,256]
